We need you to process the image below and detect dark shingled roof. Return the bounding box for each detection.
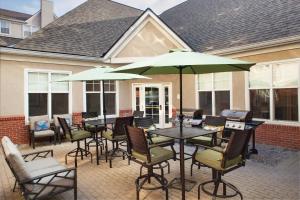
[16,0,142,57]
[0,8,32,21]
[0,36,22,47]
[160,0,300,52]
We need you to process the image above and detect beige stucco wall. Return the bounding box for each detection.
[0,53,100,116]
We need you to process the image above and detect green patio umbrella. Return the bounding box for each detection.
[56,66,150,126]
[112,49,255,199]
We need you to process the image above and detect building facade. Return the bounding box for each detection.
[0,0,299,149]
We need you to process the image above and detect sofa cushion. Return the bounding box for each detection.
[1,136,30,181]
[23,165,75,200]
[34,120,50,131]
[34,130,55,137]
[24,157,61,173]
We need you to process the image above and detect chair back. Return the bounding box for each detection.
[224,129,251,161]
[134,117,154,129]
[204,116,226,127]
[53,114,72,127]
[58,117,73,140]
[113,116,134,137]
[125,125,150,161]
[133,111,144,118]
[81,112,98,119]
[193,109,203,119]
[29,115,49,131]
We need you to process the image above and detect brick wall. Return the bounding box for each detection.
[119,109,132,117]
[256,124,300,149]
[0,116,28,144]
[72,112,82,126]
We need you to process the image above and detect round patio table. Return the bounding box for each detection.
[85,118,116,165]
[151,126,217,199]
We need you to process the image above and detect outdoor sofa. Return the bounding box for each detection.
[1,136,77,200]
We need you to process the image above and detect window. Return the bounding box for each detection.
[0,20,10,34]
[26,71,70,118]
[23,25,39,38]
[248,60,300,122]
[197,72,231,115]
[85,80,117,116]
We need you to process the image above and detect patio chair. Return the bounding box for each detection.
[81,112,105,151]
[53,114,80,144]
[125,125,172,200]
[1,136,77,200]
[58,117,92,168]
[133,110,144,118]
[189,115,226,176]
[28,115,56,149]
[193,127,252,200]
[191,109,203,127]
[134,117,176,175]
[103,116,134,168]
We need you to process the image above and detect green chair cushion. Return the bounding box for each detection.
[195,149,242,171]
[67,130,91,141]
[132,146,173,165]
[102,130,126,141]
[150,136,174,145]
[187,136,212,146]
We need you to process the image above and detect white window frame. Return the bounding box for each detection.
[196,73,233,116]
[23,24,39,38]
[24,69,72,123]
[0,19,11,35]
[83,81,119,118]
[245,58,300,126]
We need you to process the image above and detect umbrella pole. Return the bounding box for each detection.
[179,66,185,200]
[102,81,107,128]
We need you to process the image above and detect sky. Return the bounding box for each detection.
[0,0,186,16]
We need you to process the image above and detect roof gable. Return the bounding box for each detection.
[0,8,32,21]
[104,9,191,62]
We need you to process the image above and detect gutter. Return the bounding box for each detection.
[205,35,300,56]
[0,47,104,62]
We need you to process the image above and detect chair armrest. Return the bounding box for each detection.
[22,149,53,161]
[21,167,76,184]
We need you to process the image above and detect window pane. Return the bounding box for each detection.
[274,89,298,121]
[104,80,115,91]
[135,87,140,111]
[104,93,116,115]
[199,91,212,115]
[0,20,9,34]
[23,25,31,37]
[86,81,100,91]
[273,63,298,87]
[52,93,69,116]
[215,91,230,115]
[249,65,271,88]
[28,72,48,91]
[86,93,100,115]
[250,89,270,119]
[198,74,212,90]
[32,25,39,33]
[214,72,230,90]
[51,73,69,92]
[29,93,48,116]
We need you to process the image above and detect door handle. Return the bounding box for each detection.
[159,105,162,110]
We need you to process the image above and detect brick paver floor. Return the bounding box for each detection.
[0,142,299,200]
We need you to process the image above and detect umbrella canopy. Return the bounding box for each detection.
[55,66,150,127]
[111,50,254,75]
[56,66,150,82]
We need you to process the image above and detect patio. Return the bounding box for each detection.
[1,141,299,200]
